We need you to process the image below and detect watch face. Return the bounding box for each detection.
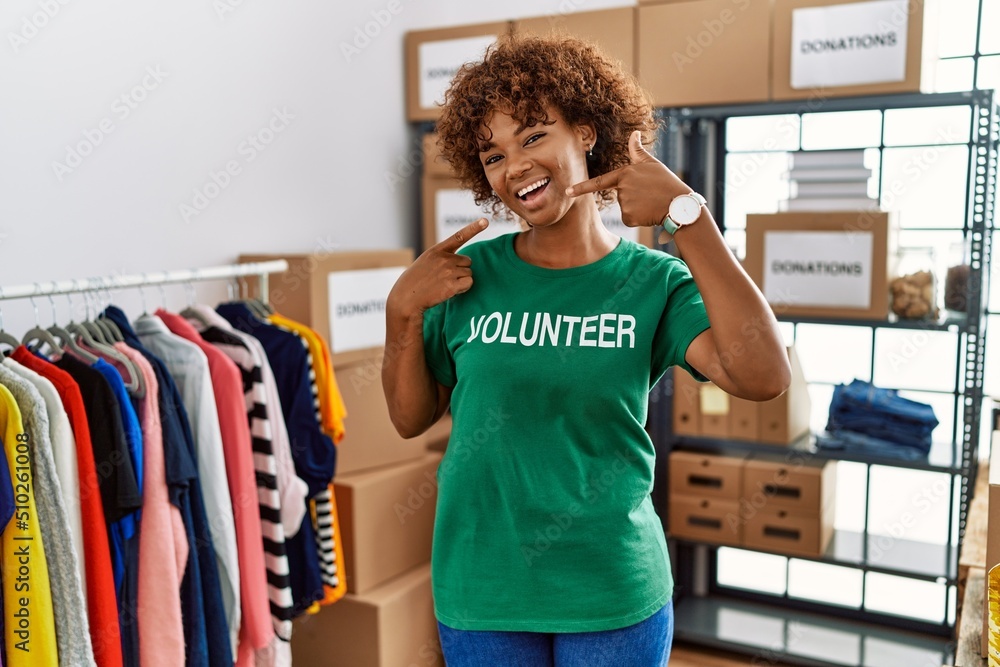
[669,195,702,226]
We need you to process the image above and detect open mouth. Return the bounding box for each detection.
[516,177,550,202]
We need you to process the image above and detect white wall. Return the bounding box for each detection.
[0,0,631,331]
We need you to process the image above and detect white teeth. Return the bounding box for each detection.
[517,178,550,198]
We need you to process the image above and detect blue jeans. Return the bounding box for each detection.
[436,601,674,666]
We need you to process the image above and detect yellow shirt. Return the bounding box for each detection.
[268,314,346,443]
[0,383,58,666]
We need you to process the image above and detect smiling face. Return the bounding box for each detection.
[478,106,596,229]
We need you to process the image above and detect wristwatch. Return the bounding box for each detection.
[661,191,707,234]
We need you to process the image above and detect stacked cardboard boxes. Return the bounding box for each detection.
[673,346,812,446]
[669,450,837,558]
[240,251,444,667]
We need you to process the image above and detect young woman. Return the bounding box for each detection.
[382,34,790,666]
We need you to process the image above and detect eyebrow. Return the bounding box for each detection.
[478,123,537,152]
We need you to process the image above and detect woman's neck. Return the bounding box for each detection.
[515,199,619,269]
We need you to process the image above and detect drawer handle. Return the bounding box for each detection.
[688,475,723,489]
[763,484,800,499]
[689,516,722,529]
[763,526,801,540]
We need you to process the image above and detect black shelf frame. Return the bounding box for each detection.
[649,88,998,660]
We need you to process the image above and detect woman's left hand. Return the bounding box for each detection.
[565,130,691,228]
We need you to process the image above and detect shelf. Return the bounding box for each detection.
[775,312,968,332]
[671,530,958,583]
[672,433,962,474]
[673,596,955,667]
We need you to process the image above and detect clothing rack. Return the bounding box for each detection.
[0,260,288,301]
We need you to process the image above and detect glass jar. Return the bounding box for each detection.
[890,247,939,320]
[944,240,970,313]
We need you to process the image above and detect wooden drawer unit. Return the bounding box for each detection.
[669,496,742,547]
[742,507,835,558]
[742,457,836,515]
[669,451,744,501]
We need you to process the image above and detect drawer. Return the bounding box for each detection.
[742,457,836,514]
[669,495,741,547]
[669,451,744,501]
[742,507,834,558]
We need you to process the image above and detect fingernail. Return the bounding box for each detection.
[479,218,487,227]
[565,188,573,196]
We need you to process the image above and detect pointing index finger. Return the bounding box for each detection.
[566,167,623,197]
[436,218,488,253]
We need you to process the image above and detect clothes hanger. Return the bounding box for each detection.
[46,286,100,364]
[97,281,125,342]
[0,289,22,355]
[80,290,112,344]
[20,286,66,357]
[180,280,211,327]
[68,286,142,395]
[240,276,269,318]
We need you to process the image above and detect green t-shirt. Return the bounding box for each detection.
[422,231,711,632]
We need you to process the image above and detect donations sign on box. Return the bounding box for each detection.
[328,266,406,356]
[745,212,893,320]
[790,0,909,89]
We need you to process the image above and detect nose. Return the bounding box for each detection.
[506,151,531,182]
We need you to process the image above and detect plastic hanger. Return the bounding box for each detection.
[180,280,211,327]
[0,290,21,355]
[97,283,124,343]
[46,288,99,364]
[21,287,65,357]
[240,276,269,318]
[69,287,142,396]
[81,291,112,344]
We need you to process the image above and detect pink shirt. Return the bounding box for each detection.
[116,344,188,667]
[156,310,274,662]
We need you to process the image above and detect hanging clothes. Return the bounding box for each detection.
[264,317,345,607]
[131,313,241,661]
[184,305,302,667]
[156,310,273,665]
[216,303,334,618]
[89,359,142,667]
[0,382,59,666]
[115,344,187,667]
[9,348,123,667]
[102,305,225,667]
[1,360,86,611]
[0,364,95,667]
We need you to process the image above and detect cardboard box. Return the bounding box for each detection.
[699,384,731,438]
[669,495,742,546]
[240,250,414,367]
[743,457,836,514]
[422,133,453,178]
[515,7,635,73]
[673,366,702,436]
[335,353,428,476]
[291,563,443,667]
[335,453,442,594]
[670,451,744,500]
[421,176,523,251]
[742,506,835,558]
[426,413,452,453]
[772,0,938,100]
[981,432,1000,657]
[744,212,896,321]
[637,0,771,107]
[729,395,760,441]
[757,346,812,445]
[406,22,513,122]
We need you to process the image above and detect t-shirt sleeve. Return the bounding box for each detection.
[650,256,712,387]
[422,302,456,388]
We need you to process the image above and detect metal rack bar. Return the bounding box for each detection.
[0,260,289,301]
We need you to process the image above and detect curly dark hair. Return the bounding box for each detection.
[436,32,658,215]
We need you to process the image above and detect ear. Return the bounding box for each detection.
[574,122,597,151]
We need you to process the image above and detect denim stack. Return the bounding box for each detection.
[816,379,939,461]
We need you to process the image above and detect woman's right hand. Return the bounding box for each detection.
[387,218,489,318]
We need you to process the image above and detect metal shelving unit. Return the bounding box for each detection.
[648,89,998,666]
